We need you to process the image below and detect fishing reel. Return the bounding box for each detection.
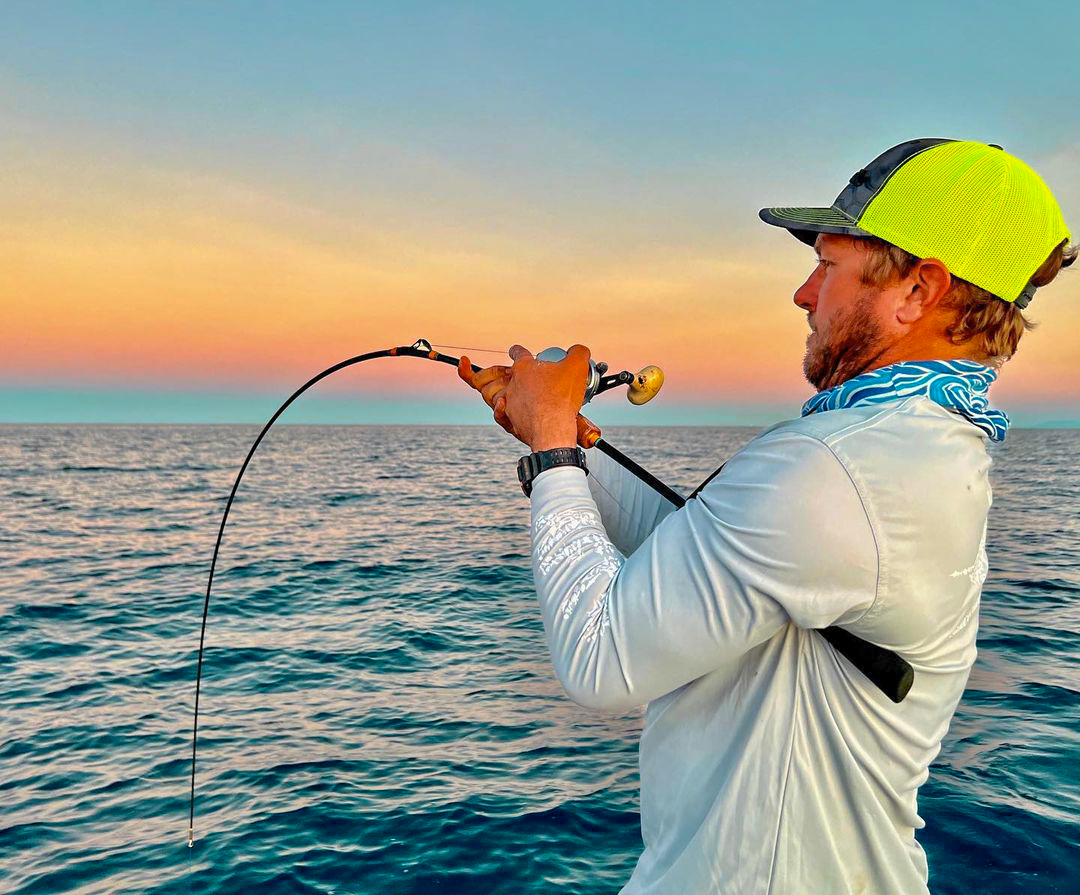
[535,346,664,406]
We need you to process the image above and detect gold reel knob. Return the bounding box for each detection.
[627,365,664,405]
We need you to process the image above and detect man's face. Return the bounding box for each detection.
[794,233,892,391]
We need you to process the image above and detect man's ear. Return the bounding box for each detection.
[896,258,952,324]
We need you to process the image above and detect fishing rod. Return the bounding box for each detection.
[187,337,912,846]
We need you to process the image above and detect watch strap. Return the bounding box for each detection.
[517,446,589,497]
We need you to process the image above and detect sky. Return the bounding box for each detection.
[2,1,1078,426]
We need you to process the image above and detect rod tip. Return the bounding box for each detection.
[188,828,194,848]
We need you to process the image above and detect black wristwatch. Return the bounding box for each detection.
[517,446,589,497]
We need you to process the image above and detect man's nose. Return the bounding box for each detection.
[793,267,820,312]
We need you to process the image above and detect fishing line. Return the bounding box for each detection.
[187,336,912,846]
[428,342,508,354]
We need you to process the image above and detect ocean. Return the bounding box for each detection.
[1,424,1077,894]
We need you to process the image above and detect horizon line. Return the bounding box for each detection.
[2,420,1078,429]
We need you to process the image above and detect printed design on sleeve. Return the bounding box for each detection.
[538,532,613,576]
[535,508,603,558]
[534,506,623,641]
[557,555,621,623]
[579,585,616,644]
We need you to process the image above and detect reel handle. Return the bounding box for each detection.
[627,365,664,405]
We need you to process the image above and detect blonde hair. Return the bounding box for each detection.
[855,236,1077,368]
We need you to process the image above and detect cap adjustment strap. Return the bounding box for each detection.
[1013,280,1037,310]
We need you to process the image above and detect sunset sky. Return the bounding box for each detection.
[3,2,1078,426]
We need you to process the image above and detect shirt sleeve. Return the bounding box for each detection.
[529,431,879,712]
[582,444,679,557]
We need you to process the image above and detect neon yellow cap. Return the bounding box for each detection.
[760,139,1071,307]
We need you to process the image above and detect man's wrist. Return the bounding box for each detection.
[530,437,578,451]
[529,424,579,452]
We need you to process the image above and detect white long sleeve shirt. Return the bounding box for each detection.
[528,395,991,894]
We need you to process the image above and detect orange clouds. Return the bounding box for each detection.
[3,151,1078,414]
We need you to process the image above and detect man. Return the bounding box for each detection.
[458,139,1074,894]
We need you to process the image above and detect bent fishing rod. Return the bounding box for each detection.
[187,337,913,846]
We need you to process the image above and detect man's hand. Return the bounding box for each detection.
[496,344,589,451]
[457,356,523,444]
[457,356,512,413]
[458,345,592,451]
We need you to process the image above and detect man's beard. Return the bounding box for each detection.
[803,293,889,391]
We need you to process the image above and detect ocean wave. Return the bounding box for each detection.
[1,424,1076,894]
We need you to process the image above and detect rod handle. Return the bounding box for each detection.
[577,414,602,448]
[819,626,914,703]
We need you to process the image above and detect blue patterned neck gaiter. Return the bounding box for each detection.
[801,359,1010,442]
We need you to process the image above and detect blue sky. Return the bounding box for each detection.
[3,2,1078,424]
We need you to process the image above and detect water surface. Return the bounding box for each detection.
[1,425,1077,893]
